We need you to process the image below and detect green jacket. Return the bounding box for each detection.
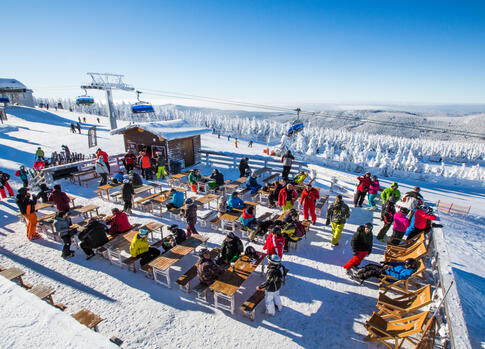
[381,183,401,203]
[188,172,200,184]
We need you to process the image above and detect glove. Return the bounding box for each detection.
[431,223,443,228]
[325,218,330,226]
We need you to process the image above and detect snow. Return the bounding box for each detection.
[0,276,117,348]
[0,106,484,348]
[0,78,29,90]
[110,119,211,141]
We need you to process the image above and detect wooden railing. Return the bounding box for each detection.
[436,200,471,216]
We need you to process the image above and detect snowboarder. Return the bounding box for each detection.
[16,188,41,240]
[0,170,14,199]
[377,195,397,241]
[238,157,250,177]
[381,182,401,204]
[121,177,134,214]
[278,183,297,212]
[367,175,381,210]
[325,194,350,246]
[53,211,76,258]
[181,198,198,238]
[48,184,71,212]
[256,254,288,316]
[281,150,295,180]
[350,258,418,285]
[300,183,320,224]
[197,248,224,285]
[343,223,374,272]
[354,172,371,207]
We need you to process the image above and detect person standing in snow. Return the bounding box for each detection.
[48,184,71,212]
[281,150,295,180]
[181,198,198,238]
[367,175,381,210]
[16,187,41,240]
[96,148,110,173]
[278,183,298,212]
[76,122,81,134]
[248,140,253,147]
[123,151,136,173]
[16,165,29,188]
[234,138,238,148]
[0,170,14,199]
[325,194,350,246]
[70,123,76,133]
[354,172,371,208]
[343,223,374,273]
[155,152,167,180]
[95,156,109,186]
[256,254,288,316]
[53,211,76,258]
[35,147,45,162]
[376,195,397,241]
[188,169,201,192]
[381,182,401,204]
[140,152,153,180]
[239,157,250,177]
[300,183,320,224]
[121,176,134,214]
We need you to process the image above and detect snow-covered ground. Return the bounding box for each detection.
[0,107,484,348]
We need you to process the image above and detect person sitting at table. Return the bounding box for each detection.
[239,206,257,228]
[208,169,224,190]
[36,183,52,203]
[48,184,71,212]
[217,232,244,266]
[249,217,276,242]
[78,218,109,260]
[292,171,308,185]
[160,224,187,252]
[278,183,298,212]
[106,208,131,235]
[197,248,224,285]
[227,191,245,210]
[53,211,76,258]
[129,170,143,188]
[256,254,289,316]
[112,170,124,184]
[281,212,306,252]
[263,226,285,259]
[217,195,227,217]
[188,169,201,192]
[246,172,262,195]
[166,188,184,210]
[129,229,161,265]
[268,180,285,208]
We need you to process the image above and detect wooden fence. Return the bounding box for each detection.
[436,200,471,216]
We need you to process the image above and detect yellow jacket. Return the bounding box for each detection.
[130,233,149,257]
[294,173,308,184]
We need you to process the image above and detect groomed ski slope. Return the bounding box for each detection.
[0,107,483,348]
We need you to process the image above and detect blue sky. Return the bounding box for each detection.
[2,1,485,107]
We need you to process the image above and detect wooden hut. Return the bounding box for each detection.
[111,120,210,172]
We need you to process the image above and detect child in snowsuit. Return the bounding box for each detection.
[0,171,14,199]
[325,194,350,246]
[121,177,135,214]
[263,227,285,259]
[256,254,288,316]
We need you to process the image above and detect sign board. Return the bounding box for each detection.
[88,126,97,148]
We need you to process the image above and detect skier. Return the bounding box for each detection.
[246,173,262,194]
[53,211,76,258]
[181,198,197,238]
[263,226,285,259]
[248,140,253,148]
[367,175,381,210]
[350,258,418,285]
[140,152,153,180]
[256,254,288,316]
[106,208,131,235]
[354,172,371,208]
[278,183,297,212]
[343,223,374,273]
[238,157,250,177]
[35,147,45,162]
[381,182,401,204]
[121,177,134,214]
[217,232,244,266]
[376,195,397,241]
[48,184,71,212]
[0,170,14,199]
[234,138,238,148]
[197,248,224,285]
[70,123,76,133]
[300,183,320,224]
[95,156,109,186]
[281,150,295,180]
[16,188,41,240]
[389,207,411,245]
[129,229,161,265]
[325,194,350,246]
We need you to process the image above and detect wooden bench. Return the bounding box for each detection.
[240,290,266,321]
[192,282,211,302]
[167,207,182,220]
[123,239,165,273]
[175,248,221,293]
[0,267,32,289]
[263,173,279,184]
[29,284,66,310]
[80,175,99,187]
[209,216,222,231]
[72,309,104,332]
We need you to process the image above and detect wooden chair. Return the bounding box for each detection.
[386,234,425,254]
[377,284,432,319]
[29,284,66,310]
[385,242,428,263]
[240,290,265,321]
[364,311,429,349]
[380,259,427,296]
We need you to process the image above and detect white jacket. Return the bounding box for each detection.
[95,161,109,175]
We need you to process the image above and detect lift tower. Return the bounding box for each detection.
[81,73,134,130]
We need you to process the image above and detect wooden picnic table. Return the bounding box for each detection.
[195,193,220,209]
[38,212,57,222]
[72,309,104,332]
[71,169,97,186]
[230,177,247,187]
[218,211,242,233]
[168,172,189,187]
[73,204,100,218]
[149,234,208,288]
[223,183,240,195]
[35,202,54,211]
[0,267,31,288]
[209,252,266,314]
[28,284,65,309]
[106,230,139,267]
[96,183,121,201]
[140,221,164,239]
[151,193,170,216]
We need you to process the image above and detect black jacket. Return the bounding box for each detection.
[0,171,10,185]
[211,171,224,186]
[131,173,143,186]
[78,220,109,248]
[16,195,36,215]
[36,184,52,203]
[351,225,373,254]
[381,200,396,224]
[122,182,134,202]
[259,264,288,292]
[239,159,249,172]
[220,236,244,262]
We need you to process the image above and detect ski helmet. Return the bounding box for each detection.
[245,246,257,259]
[364,222,373,230]
[185,198,194,205]
[139,229,149,237]
[405,258,418,269]
[268,254,281,265]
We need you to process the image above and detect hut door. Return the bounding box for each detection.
[183,138,195,167]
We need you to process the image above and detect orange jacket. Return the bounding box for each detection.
[141,155,151,169]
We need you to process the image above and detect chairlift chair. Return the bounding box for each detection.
[0,97,10,104]
[75,89,94,105]
[131,91,154,114]
[287,108,304,136]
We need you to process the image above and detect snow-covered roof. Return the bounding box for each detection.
[110,119,211,141]
[0,78,29,90]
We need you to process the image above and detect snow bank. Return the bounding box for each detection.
[0,277,117,349]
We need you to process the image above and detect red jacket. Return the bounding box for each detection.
[357,176,372,192]
[97,150,109,163]
[300,188,320,206]
[109,212,131,235]
[278,188,297,207]
[124,153,136,165]
[48,189,70,212]
[141,155,151,169]
[413,209,437,230]
[263,233,285,258]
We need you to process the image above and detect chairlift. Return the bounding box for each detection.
[131,91,154,114]
[75,89,94,105]
[0,97,10,104]
[287,108,304,136]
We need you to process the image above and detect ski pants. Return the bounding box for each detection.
[99,173,108,186]
[24,212,38,239]
[331,222,345,245]
[265,289,282,316]
[354,190,366,207]
[190,184,197,192]
[0,182,14,198]
[343,251,369,269]
[61,230,76,257]
[377,222,392,240]
[303,201,316,223]
[356,263,384,281]
[282,201,293,212]
[123,200,132,212]
[22,179,28,188]
[282,166,291,180]
[368,193,378,208]
[156,166,167,179]
[139,247,161,265]
[186,223,197,239]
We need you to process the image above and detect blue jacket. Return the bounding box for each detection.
[113,172,124,183]
[19,169,28,181]
[246,176,260,189]
[404,210,416,236]
[170,191,184,208]
[228,195,245,209]
[384,262,417,280]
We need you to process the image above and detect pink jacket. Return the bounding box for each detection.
[393,212,411,233]
[368,180,381,195]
